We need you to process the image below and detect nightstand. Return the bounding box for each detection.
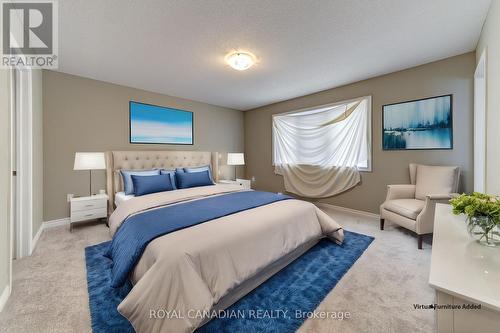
[70,194,108,231]
[219,178,251,190]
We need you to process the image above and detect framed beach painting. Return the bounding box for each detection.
[129,101,194,145]
[382,95,453,150]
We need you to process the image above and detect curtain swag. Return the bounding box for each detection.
[272,97,370,198]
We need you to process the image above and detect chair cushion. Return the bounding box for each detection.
[383,199,425,220]
[415,165,459,200]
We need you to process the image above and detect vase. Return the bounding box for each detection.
[467,216,500,247]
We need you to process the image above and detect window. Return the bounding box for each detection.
[272,96,372,171]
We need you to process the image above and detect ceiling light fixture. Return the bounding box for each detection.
[225,51,255,71]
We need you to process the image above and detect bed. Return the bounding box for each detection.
[105,150,344,333]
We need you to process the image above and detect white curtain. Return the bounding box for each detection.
[273,96,370,198]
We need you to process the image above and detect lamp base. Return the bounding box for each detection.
[89,170,93,196]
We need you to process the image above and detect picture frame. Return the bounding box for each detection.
[382,94,453,150]
[129,101,194,145]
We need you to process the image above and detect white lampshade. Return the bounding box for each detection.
[227,153,245,166]
[73,152,106,170]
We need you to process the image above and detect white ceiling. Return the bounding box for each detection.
[57,0,491,110]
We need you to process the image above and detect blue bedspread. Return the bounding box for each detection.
[107,191,292,287]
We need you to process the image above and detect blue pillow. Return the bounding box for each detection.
[176,170,214,189]
[131,174,174,196]
[121,169,160,195]
[160,169,177,190]
[184,165,214,183]
[175,168,185,173]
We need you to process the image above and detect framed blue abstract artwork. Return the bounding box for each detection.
[129,101,193,145]
[382,95,453,150]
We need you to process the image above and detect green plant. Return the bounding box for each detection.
[450,192,500,245]
[450,192,500,222]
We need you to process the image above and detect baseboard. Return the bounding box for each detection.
[315,202,380,219]
[0,285,11,313]
[29,218,70,255]
[43,217,70,229]
[30,224,44,255]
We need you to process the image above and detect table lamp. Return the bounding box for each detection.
[227,153,245,180]
[74,152,106,196]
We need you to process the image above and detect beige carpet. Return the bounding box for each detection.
[0,207,435,333]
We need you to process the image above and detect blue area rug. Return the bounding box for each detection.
[85,230,373,333]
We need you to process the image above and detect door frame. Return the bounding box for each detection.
[12,68,34,259]
[474,49,487,193]
[8,68,14,301]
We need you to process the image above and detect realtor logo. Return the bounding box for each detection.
[1,0,58,68]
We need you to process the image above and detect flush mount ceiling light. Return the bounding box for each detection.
[225,51,256,71]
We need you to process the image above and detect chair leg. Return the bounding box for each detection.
[380,218,385,230]
[418,234,423,250]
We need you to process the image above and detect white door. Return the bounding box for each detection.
[474,50,486,193]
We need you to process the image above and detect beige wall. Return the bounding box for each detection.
[245,53,475,214]
[43,71,244,221]
[477,1,500,195]
[32,70,43,238]
[0,69,11,298]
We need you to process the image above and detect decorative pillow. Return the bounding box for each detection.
[131,174,174,196]
[176,170,214,189]
[415,165,459,200]
[184,165,214,183]
[160,169,177,190]
[120,169,160,195]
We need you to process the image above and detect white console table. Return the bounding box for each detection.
[429,204,500,333]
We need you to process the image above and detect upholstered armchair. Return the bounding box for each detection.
[380,164,460,249]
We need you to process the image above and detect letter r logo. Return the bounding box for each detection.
[2,2,53,54]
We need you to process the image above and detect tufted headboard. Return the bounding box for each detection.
[106,150,219,213]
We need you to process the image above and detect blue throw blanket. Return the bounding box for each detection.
[107,191,292,287]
